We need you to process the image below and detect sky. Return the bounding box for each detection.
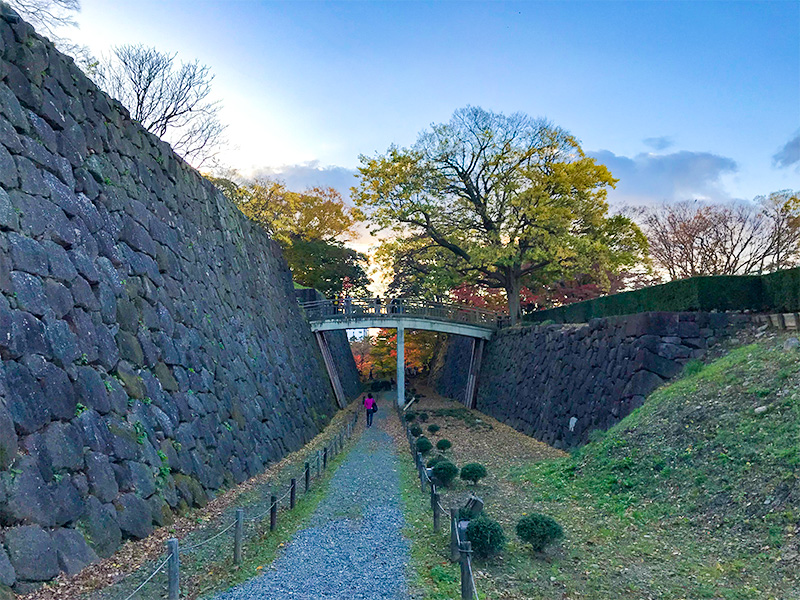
[56,0,799,217]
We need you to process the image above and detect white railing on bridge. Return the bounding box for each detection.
[301,298,507,329]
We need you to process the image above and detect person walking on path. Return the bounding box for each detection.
[364,393,377,427]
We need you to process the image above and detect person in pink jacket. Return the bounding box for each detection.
[363,393,377,427]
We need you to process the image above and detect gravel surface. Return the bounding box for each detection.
[213,409,410,600]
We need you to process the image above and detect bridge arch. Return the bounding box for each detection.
[301,299,504,408]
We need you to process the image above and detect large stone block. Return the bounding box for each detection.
[4,361,48,434]
[51,527,99,577]
[0,547,15,588]
[4,526,58,582]
[7,233,48,276]
[77,496,121,558]
[114,493,152,539]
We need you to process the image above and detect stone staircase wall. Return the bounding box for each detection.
[0,6,342,591]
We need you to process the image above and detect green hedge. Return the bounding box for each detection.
[524,268,800,324]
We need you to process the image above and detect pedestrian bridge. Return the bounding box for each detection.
[300,299,506,408]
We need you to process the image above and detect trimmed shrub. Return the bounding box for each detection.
[436,439,452,452]
[416,437,433,454]
[404,412,416,422]
[418,412,429,422]
[458,506,481,521]
[460,463,487,484]
[466,515,506,559]
[516,513,564,552]
[427,424,440,434]
[410,425,422,437]
[432,460,459,487]
[523,273,767,324]
[427,455,446,468]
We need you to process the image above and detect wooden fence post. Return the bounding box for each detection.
[417,452,425,493]
[459,541,474,600]
[270,494,277,531]
[433,491,441,532]
[167,538,179,600]
[290,478,297,509]
[234,508,243,564]
[450,508,459,562]
[304,462,310,492]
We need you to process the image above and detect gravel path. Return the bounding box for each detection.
[213,406,410,600]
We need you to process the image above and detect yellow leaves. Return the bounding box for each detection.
[207,174,363,243]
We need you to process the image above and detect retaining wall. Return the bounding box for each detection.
[430,312,751,449]
[0,7,350,591]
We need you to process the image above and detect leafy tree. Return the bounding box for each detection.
[354,106,647,324]
[282,237,369,297]
[206,174,367,296]
[349,332,375,379]
[375,236,461,302]
[523,269,660,312]
[404,330,439,372]
[368,329,398,379]
[96,45,225,167]
[209,175,362,244]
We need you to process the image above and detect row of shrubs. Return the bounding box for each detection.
[404,405,564,559]
[524,268,800,324]
[466,512,564,558]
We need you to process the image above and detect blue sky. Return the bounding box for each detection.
[63,0,798,210]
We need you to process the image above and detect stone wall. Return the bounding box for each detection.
[428,333,472,405]
[0,7,346,591]
[430,312,750,449]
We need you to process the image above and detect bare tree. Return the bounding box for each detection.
[6,0,79,37]
[96,45,226,167]
[635,192,800,280]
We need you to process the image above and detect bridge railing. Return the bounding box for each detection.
[301,298,506,329]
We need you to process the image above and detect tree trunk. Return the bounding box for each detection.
[506,276,522,326]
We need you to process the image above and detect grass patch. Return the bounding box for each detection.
[430,407,492,430]
[403,336,800,599]
[397,448,460,600]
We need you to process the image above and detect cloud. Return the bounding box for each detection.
[772,131,800,169]
[589,149,739,206]
[250,161,359,199]
[642,136,674,151]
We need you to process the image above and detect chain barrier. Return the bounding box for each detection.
[180,518,237,554]
[112,410,358,599]
[403,417,484,600]
[119,555,170,600]
[247,486,294,523]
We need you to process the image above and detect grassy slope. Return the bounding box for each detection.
[517,338,800,599]
[400,337,800,600]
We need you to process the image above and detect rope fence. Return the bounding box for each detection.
[103,411,359,600]
[398,406,481,600]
